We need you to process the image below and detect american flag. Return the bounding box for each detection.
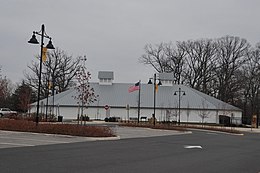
[128,82,140,93]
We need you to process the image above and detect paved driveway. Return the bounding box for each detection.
[1,131,260,173]
[2,124,260,149]
[115,126,190,139]
[0,126,188,149]
[0,130,97,148]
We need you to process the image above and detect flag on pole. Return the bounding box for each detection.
[48,81,52,89]
[128,82,140,93]
[155,84,159,92]
[42,47,47,62]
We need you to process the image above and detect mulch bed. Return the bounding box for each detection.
[0,119,115,137]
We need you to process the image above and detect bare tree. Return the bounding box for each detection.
[0,75,13,108]
[139,43,168,73]
[163,42,186,84]
[241,44,260,120]
[186,101,190,123]
[25,48,81,99]
[198,99,211,125]
[179,39,217,94]
[73,58,98,122]
[215,36,250,102]
[140,42,187,84]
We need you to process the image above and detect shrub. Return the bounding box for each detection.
[81,115,90,121]
[0,119,115,137]
[120,122,241,134]
[104,117,120,122]
[120,122,187,131]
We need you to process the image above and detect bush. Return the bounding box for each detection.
[120,122,241,134]
[28,113,57,122]
[104,117,120,122]
[120,122,187,131]
[8,112,58,122]
[0,119,115,137]
[81,115,90,121]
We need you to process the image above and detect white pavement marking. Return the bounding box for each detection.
[206,132,218,135]
[0,136,70,144]
[0,142,35,147]
[184,145,202,149]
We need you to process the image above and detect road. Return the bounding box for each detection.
[0,129,259,173]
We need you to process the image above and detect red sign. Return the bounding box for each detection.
[104,105,109,110]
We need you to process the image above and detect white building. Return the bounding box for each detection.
[31,71,242,125]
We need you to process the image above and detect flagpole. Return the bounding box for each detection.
[137,80,141,123]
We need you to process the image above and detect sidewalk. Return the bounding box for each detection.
[115,126,191,139]
[234,127,260,133]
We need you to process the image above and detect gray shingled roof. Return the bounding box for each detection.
[37,83,241,112]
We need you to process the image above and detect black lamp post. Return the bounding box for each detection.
[257,89,259,128]
[174,87,186,125]
[148,73,162,126]
[28,24,55,125]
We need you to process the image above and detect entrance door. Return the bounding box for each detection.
[219,115,230,126]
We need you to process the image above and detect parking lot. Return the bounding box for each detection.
[5,123,260,150]
[0,126,188,149]
[0,130,101,149]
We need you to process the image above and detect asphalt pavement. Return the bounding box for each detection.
[0,130,260,173]
[1,123,260,149]
[0,126,190,149]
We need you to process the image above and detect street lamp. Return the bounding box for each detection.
[174,87,186,125]
[28,24,55,125]
[148,73,162,126]
[257,89,259,128]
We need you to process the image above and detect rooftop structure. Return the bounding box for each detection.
[98,71,114,85]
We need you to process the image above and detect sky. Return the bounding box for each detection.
[1,0,260,85]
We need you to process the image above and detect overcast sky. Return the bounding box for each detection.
[1,0,260,85]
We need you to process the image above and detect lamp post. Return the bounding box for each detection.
[148,73,162,126]
[79,56,87,123]
[28,24,55,125]
[174,87,186,125]
[45,76,50,121]
[257,89,259,128]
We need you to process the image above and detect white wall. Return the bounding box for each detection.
[30,105,242,124]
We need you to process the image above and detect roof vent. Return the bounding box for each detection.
[158,73,174,86]
[98,71,114,85]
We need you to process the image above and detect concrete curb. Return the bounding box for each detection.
[188,128,244,136]
[86,136,121,141]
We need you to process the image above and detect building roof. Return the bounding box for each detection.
[38,83,241,112]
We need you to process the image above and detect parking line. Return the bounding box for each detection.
[0,142,35,147]
[184,145,203,149]
[0,136,70,144]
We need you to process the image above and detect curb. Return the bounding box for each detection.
[86,136,121,141]
[188,128,244,136]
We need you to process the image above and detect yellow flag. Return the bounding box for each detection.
[155,84,158,92]
[48,81,52,89]
[42,47,47,62]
